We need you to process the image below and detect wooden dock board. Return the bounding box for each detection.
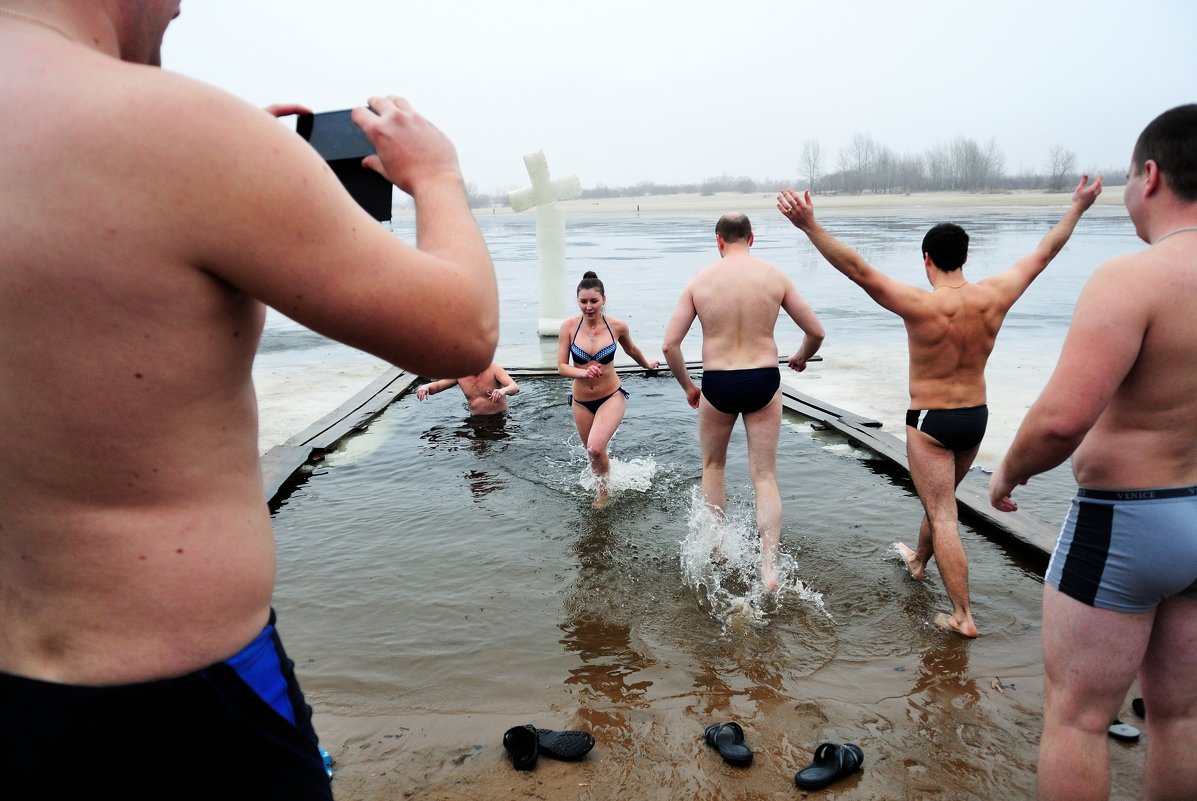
[260,368,414,503]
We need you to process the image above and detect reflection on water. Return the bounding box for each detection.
[420,414,516,498]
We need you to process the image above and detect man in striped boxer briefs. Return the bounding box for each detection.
[991,104,1197,801]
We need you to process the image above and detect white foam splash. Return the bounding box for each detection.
[577,455,658,498]
[678,488,829,631]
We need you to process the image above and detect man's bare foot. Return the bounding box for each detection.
[592,491,611,509]
[895,542,925,580]
[933,611,978,638]
[710,545,727,565]
[762,558,780,591]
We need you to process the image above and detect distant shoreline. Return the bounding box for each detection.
[398,186,1126,217]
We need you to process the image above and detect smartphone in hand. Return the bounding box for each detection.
[297,109,393,222]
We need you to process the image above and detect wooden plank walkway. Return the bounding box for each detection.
[260,368,415,503]
[259,361,1057,567]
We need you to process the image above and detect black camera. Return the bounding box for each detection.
[297,109,392,222]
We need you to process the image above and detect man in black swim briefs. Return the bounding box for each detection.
[663,212,824,590]
[991,105,1197,800]
[780,175,1101,637]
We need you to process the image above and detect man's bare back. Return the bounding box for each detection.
[0,7,496,685]
[687,254,802,371]
[900,281,1007,409]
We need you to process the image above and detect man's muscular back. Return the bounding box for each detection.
[904,282,1008,409]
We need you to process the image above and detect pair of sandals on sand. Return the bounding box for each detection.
[705,721,864,791]
[502,724,596,771]
[502,719,863,790]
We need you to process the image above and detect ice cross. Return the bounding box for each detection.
[508,151,582,337]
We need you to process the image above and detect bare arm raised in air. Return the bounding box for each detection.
[981,175,1103,308]
[778,189,926,317]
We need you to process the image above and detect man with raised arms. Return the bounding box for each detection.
[663,213,825,590]
[990,104,1197,801]
[779,176,1101,637]
[0,1,496,796]
[417,362,521,415]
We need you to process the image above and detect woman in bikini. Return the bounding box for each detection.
[557,271,659,507]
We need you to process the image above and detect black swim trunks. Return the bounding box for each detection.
[905,404,988,453]
[701,367,781,415]
[0,610,332,800]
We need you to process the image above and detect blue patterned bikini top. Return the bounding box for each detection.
[570,316,617,365]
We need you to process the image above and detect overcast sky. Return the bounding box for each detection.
[163,0,1194,194]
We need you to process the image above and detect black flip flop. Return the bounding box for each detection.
[794,742,865,790]
[704,721,753,767]
[1108,719,1140,743]
[534,727,595,760]
[503,724,538,771]
[1132,697,1146,719]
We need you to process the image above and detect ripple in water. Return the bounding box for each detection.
[678,487,829,631]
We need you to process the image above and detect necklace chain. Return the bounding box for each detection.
[1154,226,1197,245]
[0,7,74,41]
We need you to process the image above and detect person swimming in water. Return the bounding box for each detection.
[416,362,519,416]
[558,271,659,508]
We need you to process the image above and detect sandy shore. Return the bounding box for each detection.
[408,185,1126,219]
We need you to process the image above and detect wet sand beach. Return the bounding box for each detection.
[255,188,1146,800]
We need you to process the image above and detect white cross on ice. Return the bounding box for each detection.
[508,151,581,336]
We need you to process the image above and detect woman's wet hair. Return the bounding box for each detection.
[921,223,969,271]
[577,270,605,296]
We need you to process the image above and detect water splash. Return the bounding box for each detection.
[679,487,829,631]
[577,455,658,499]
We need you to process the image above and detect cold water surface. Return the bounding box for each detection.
[267,375,1146,799]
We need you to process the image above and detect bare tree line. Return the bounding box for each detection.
[801,135,1090,195]
[462,136,1113,208]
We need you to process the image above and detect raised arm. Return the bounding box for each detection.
[989,256,1144,510]
[176,83,497,378]
[982,175,1103,307]
[779,278,825,372]
[662,286,701,407]
[778,189,924,316]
